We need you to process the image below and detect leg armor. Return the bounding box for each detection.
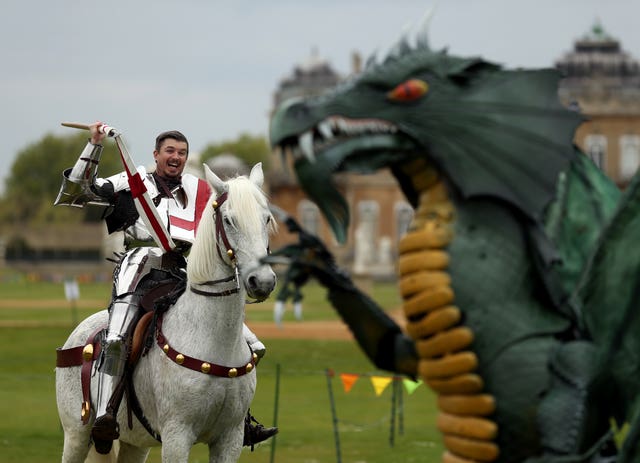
[95,293,141,419]
[91,292,141,453]
[92,247,164,452]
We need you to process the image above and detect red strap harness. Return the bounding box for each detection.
[212,191,236,263]
[155,312,257,378]
[56,326,104,424]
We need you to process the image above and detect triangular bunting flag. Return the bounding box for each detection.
[403,379,423,395]
[370,376,393,396]
[340,373,359,393]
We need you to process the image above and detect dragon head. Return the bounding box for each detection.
[270,30,582,243]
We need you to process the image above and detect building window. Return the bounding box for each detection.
[297,199,319,235]
[584,134,607,170]
[395,202,414,240]
[619,135,640,182]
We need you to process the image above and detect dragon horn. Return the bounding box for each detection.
[416,5,437,48]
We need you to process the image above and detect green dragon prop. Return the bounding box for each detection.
[266,24,640,463]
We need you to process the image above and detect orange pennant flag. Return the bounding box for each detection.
[370,376,393,396]
[340,373,360,393]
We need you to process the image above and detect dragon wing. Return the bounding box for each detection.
[574,168,640,460]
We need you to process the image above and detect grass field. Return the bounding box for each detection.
[0,275,443,462]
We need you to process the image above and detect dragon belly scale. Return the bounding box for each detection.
[398,158,499,462]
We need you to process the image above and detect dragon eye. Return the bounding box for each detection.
[387,79,429,102]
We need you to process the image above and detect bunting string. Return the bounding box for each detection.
[336,371,424,396]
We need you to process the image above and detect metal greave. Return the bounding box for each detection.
[95,293,140,418]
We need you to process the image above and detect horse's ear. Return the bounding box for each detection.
[203,163,228,194]
[249,162,264,188]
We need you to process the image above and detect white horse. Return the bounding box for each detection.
[56,163,277,463]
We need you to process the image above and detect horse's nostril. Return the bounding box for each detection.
[248,276,258,290]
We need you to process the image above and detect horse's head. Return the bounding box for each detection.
[189,163,277,302]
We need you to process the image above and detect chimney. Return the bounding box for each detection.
[351,51,362,75]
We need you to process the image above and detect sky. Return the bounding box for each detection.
[1,0,638,193]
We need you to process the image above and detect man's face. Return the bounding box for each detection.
[153,138,188,178]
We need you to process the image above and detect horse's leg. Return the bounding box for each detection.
[57,365,91,463]
[159,429,195,463]
[84,442,116,463]
[60,430,91,463]
[207,423,244,463]
[116,442,150,463]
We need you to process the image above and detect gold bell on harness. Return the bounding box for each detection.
[81,400,91,420]
[82,344,94,362]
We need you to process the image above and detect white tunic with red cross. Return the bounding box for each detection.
[106,166,212,248]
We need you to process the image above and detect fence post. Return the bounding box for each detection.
[64,277,80,325]
[325,368,342,463]
[397,379,404,436]
[269,363,281,463]
[389,378,397,447]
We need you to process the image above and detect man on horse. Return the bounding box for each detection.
[55,122,277,453]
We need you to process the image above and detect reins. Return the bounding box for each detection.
[190,274,239,297]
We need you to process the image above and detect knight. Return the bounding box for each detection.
[55,121,277,453]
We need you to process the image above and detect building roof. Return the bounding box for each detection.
[556,21,640,114]
[556,21,640,79]
[273,48,341,107]
[3,223,106,251]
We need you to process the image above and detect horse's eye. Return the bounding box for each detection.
[266,216,271,225]
[224,216,233,226]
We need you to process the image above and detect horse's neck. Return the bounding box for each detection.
[162,268,250,365]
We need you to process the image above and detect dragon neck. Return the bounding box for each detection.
[397,159,501,463]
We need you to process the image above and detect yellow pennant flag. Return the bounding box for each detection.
[403,379,423,395]
[340,373,360,393]
[370,376,393,396]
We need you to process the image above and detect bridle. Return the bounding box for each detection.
[188,190,268,303]
[211,191,236,264]
[188,190,241,298]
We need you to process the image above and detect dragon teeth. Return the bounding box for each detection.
[298,131,315,163]
[318,120,334,139]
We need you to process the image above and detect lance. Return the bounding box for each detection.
[61,122,177,253]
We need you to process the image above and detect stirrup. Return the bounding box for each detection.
[243,413,278,451]
[92,413,120,454]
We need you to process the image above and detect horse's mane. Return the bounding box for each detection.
[187,175,276,284]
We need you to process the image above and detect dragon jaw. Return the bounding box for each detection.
[270,101,423,243]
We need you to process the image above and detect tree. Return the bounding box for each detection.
[199,132,271,170]
[0,132,123,225]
